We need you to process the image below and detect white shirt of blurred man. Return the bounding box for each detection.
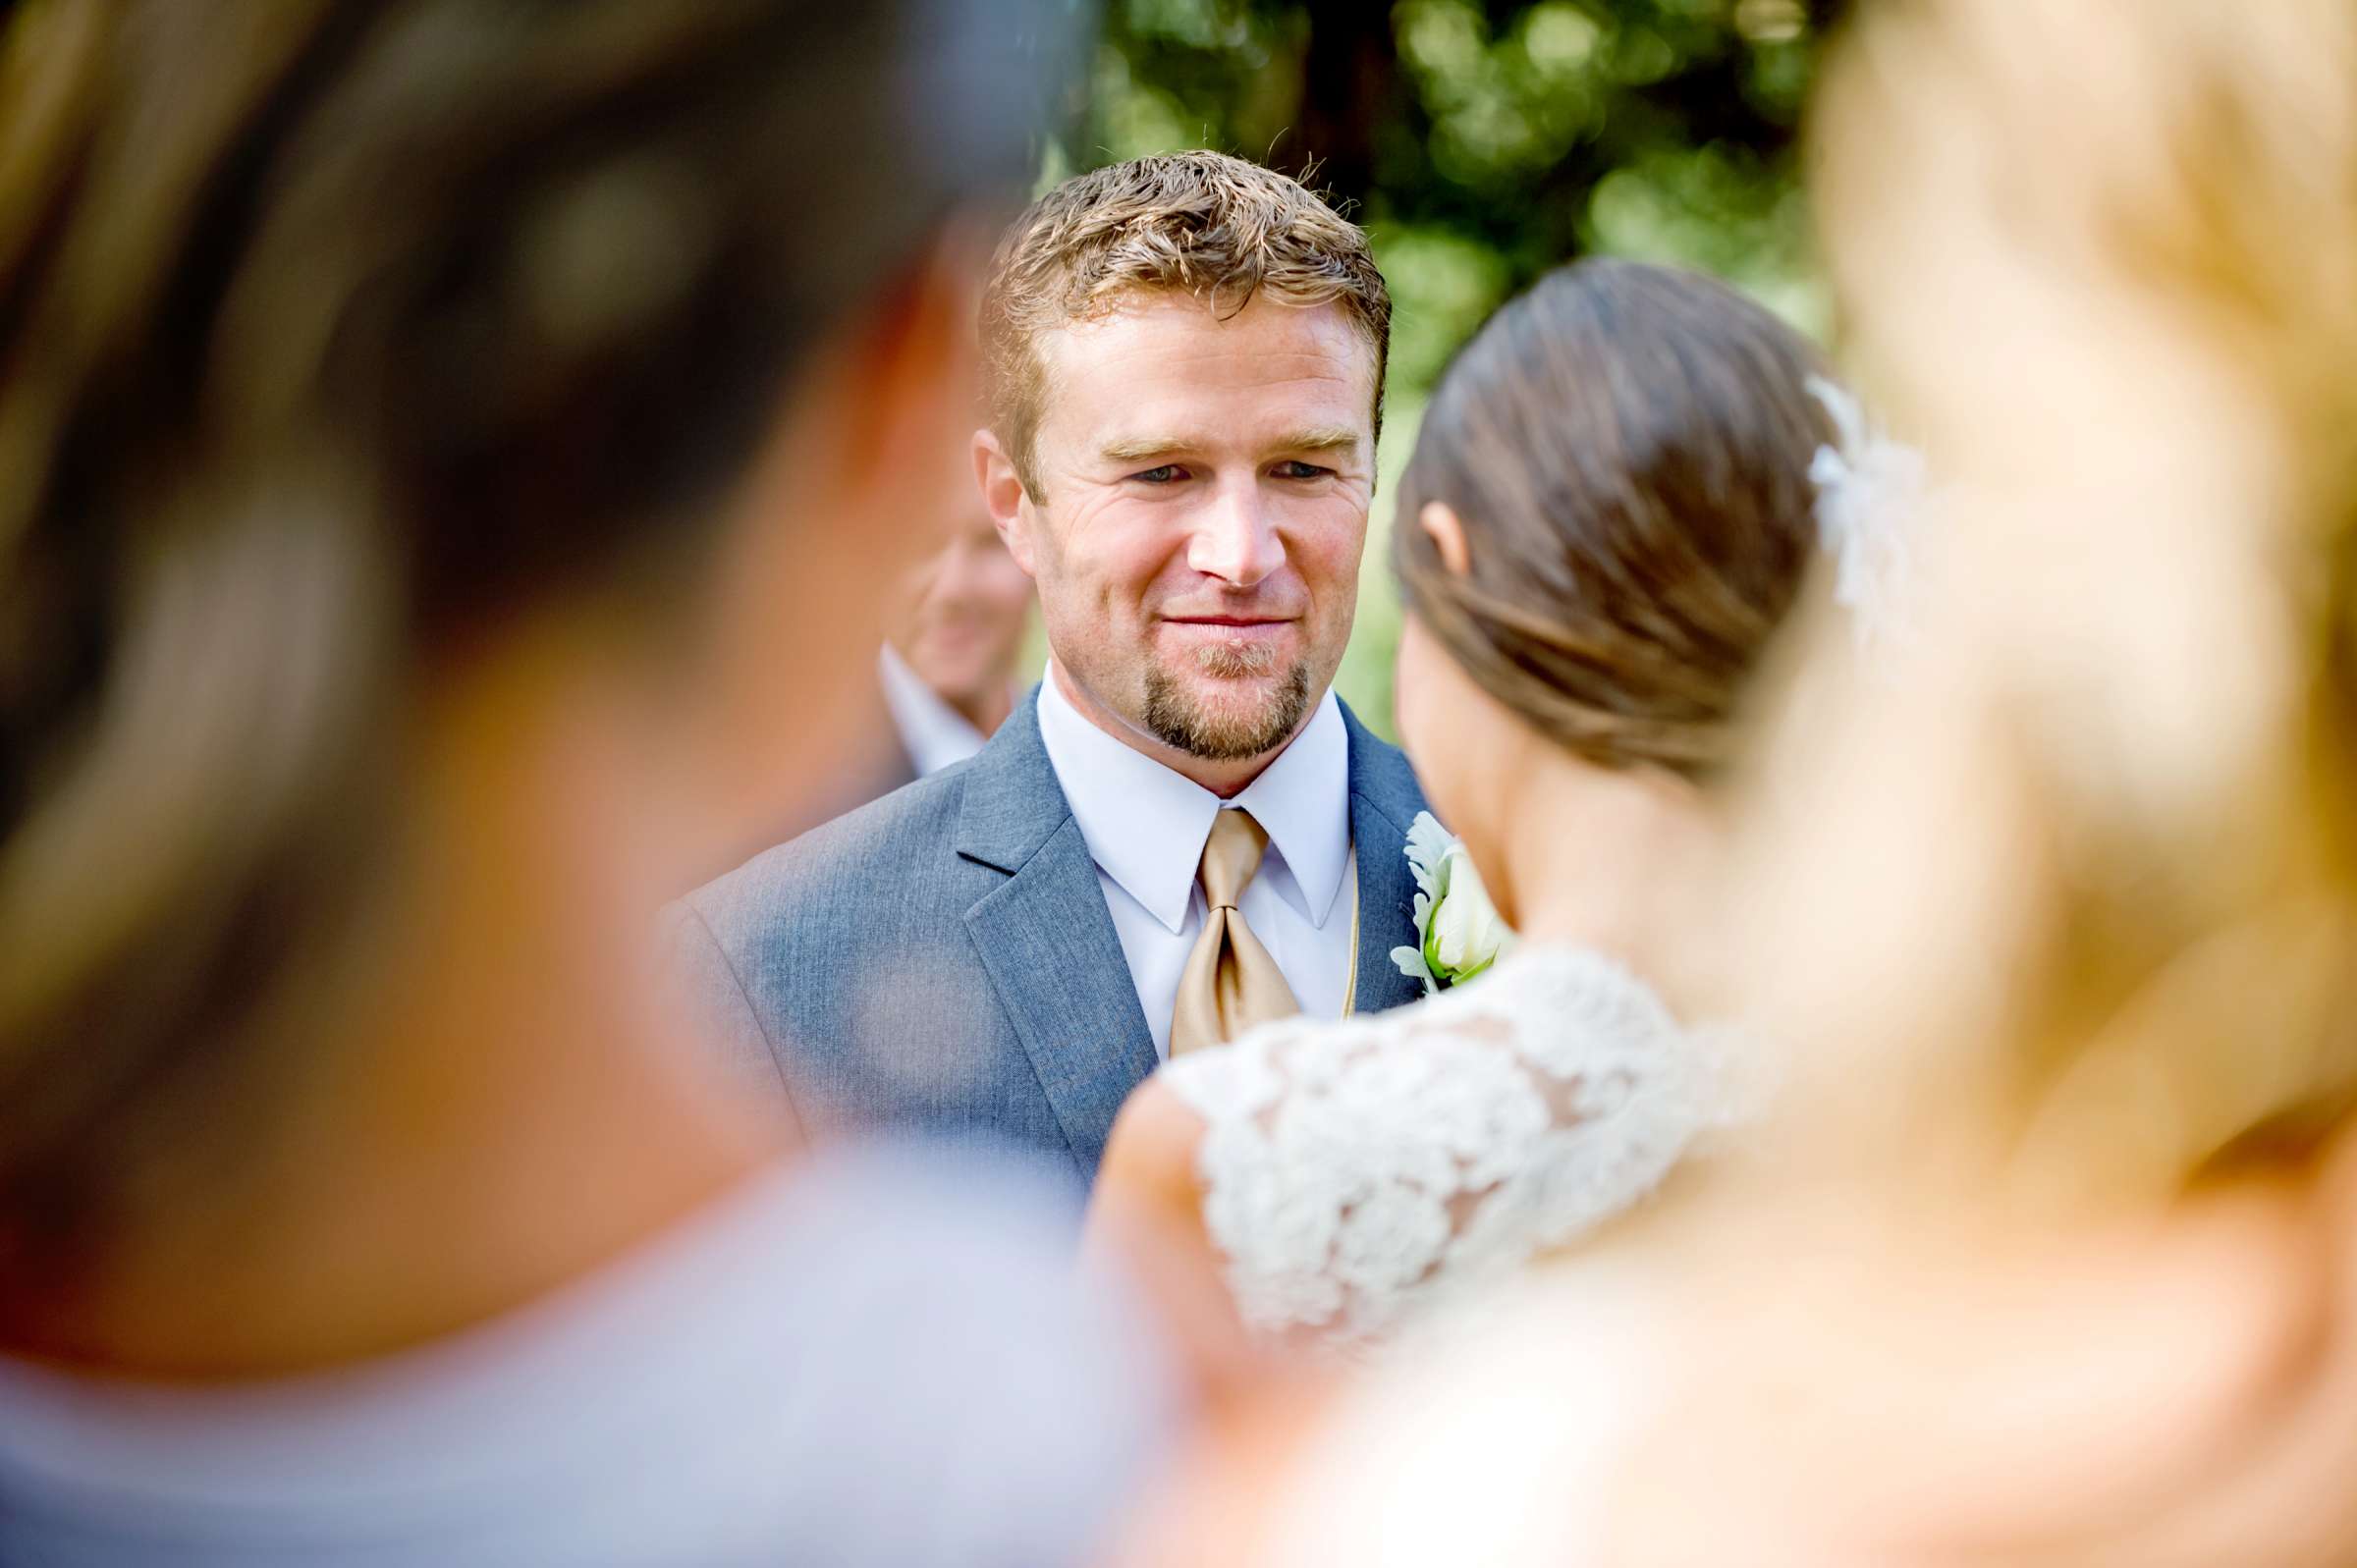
[879,512,1034,776]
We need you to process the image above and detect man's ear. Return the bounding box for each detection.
[974,427,1039,577]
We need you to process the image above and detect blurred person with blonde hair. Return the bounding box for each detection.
[1115,0,2357,1562]
[0,2,1179,1564]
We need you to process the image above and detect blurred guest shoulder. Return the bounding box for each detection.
[665,753,1009,1129]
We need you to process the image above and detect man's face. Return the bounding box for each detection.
[886,513,1033,706]
[984,292,1377,765]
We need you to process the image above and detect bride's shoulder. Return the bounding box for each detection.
[1467,943,1690,1063]
[1176,943,1683,1063]
[1154,943,1700,1124]
[1473,942,1676,1023]
[1327,942,1694,1079]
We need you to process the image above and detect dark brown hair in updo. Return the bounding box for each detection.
[1394,258,1836,779]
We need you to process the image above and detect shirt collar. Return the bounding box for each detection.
[1035,667,1351,935]
[1231,688,1351,926]
[877,644,989,777]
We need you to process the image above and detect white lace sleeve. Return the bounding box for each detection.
[1161,946,1729,1351]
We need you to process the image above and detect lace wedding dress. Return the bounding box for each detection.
[1162,944,1741,1351]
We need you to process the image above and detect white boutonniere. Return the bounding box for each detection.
[1390,810,1515,995]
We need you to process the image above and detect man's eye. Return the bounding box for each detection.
[1276,460,1334,480]
[1130,464,1183,484]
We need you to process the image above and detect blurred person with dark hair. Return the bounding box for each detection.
[0,2,1178,1564]
[675,150,1432,1182]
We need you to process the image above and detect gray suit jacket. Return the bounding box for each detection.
[669,686,1432,1185]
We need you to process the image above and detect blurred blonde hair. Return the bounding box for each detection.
[1727,0,2357,1213]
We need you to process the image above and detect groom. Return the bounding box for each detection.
[673,150,1430,1183]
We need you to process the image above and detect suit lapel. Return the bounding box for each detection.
[1343,703,1433,1014]
[951,692,1429,1166]
[956,689,1160,1173]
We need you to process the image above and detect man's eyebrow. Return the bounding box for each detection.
[1098,435,1193,463]
[1279,425,1365,456]
[1097,427,1365,463]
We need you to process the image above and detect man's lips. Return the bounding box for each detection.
[1158,615,1296,628]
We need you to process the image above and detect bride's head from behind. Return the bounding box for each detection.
[1391,259,1833,941]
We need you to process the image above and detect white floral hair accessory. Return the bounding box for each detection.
[1806,375,1924,654]
[1391,810,1515,995]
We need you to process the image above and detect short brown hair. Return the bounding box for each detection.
[979,150,1391,492]
[1394,259,1833,779]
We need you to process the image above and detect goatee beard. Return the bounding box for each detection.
[1141,642,1313,761]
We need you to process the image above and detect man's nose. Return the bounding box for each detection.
[1185,482,1285,587]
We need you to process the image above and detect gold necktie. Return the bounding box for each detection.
[1169,809,1300,1056]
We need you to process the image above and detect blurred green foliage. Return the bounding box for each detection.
[1035,0,1837,734]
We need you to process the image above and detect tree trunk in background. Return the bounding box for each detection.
[1278,1,1397,216]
